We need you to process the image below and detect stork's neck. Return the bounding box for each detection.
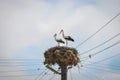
[54,36,57,41]
[61,31,65,37]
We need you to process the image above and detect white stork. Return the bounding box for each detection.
[60,29,74,46]
[54,33,65,46]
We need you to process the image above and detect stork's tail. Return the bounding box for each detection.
[71,39,74,42]
[62,41,65,44]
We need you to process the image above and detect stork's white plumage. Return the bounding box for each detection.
[60,29,74,46]
[54,33,65,46]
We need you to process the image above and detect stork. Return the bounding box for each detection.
[60,29,74,46]
[54,33,65,46]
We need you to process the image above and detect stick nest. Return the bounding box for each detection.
[44,46,79,66]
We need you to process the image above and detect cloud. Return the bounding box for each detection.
[0,0,120,79]
[0,0,120,58]
[0,0,51,57]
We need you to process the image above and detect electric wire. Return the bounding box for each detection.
[38,70,49,80]
[69,69,73,80]
[84,66,120,74]
[79,33,120,55]
[87,64,120,71]
[77,64,81,73]
[76,12,120,48]
[81,41,120,60]
[80,72,93,80]
[1,12,120,80]
[0,69,40,73]
[34,69,47,80]
[49,74,56,80]
[84,70,101,80]
[82,61,120,69]
[95,63,120,68]
[88,64,120,70]
[82,52,120,66]
[92,41,120,57]
[0,64,42,67]
[0,74,39,77]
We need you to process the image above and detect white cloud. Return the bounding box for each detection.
[0,0,120,79]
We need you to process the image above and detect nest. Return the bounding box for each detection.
[44,46,79,67]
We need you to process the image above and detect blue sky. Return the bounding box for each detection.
[0,0,120,80]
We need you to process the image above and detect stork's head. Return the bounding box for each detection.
[54,33,57,37]
[60,29,64,34]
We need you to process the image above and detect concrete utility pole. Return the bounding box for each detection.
[61,64,67,80]
[44,46,79,80]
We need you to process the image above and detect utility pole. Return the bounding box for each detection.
[44,46,79,80]
[61,64,67,80]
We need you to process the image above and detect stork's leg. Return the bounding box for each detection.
[66,40,68,46]
[58,42,60,46]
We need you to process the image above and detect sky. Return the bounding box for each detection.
[0,0,120,80]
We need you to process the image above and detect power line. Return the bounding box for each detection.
[80,72,93,80]
[34,69,47,80]
[0,61,42,63]
[82,61,120,68]
[84,70,101,80]
[0,64,42,67]
[79,33,120,55]
[84,66,120,74]
[0,74,40,77]
[0,68,40,73]
[88,64,120,70]
[82,52,120,66]
[39,70,49,80]
[92,41,120,56]
[77,64,81,73]
[69,70,73,80]
[49,74,56,80]
[0,59,43,64]
[76,12,120,48]
[81,40,120,60]
[0,59,42,60]
[95,63,120,68]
